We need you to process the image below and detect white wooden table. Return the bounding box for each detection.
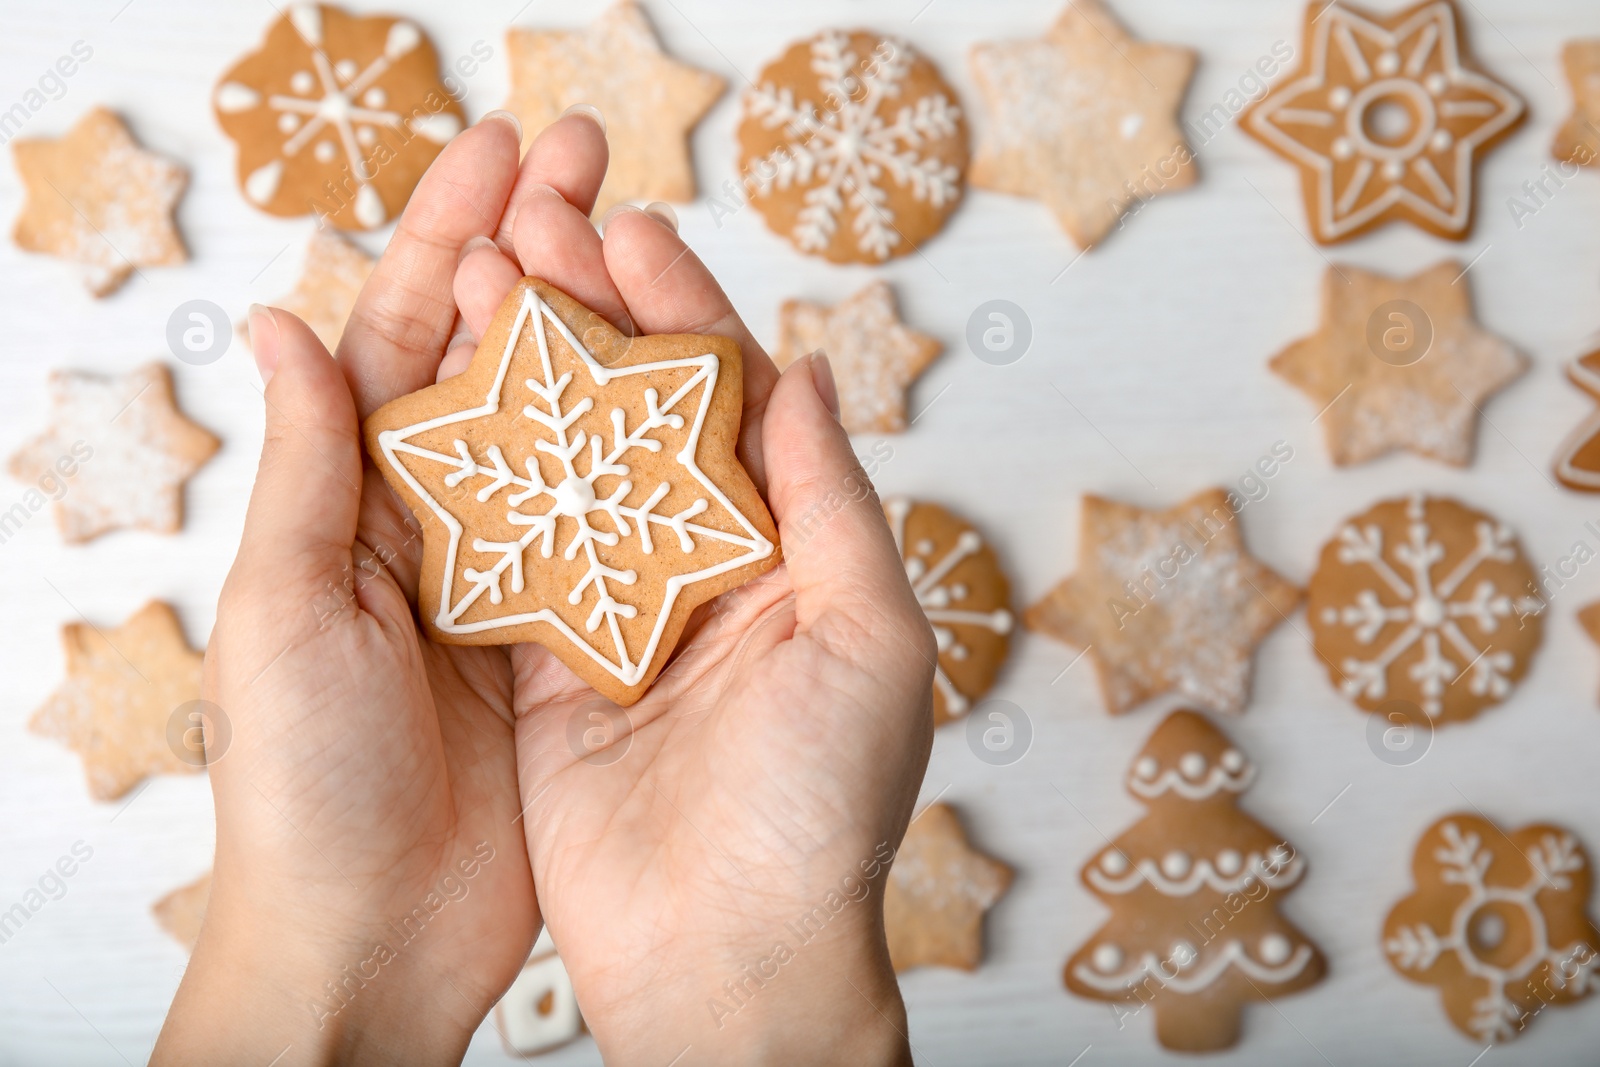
[2,1,1599,1063]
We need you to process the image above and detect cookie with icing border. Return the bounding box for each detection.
[885,802,1012,973]
[363,278,778,706]
[1554,346,1600,492]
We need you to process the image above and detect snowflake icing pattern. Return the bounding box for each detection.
[374,287,773,686]
[742,33,962,260]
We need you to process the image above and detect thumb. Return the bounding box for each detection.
[761,354,934,666]
[232,305,362,608]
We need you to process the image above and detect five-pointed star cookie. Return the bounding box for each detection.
[1243,0,1524,243]
[1554,39,1600,166]
[771,281,941,434]
[885,803,1013,973]
[1271,262,1526,467]
[9,362,220,543]
[364,278,777,706]
[968,0,1198,249]
[244,229,374,355]
[10,107,187,296]
[504,1,725,217]
[1026,488,1301,716]
[29,601,206,801]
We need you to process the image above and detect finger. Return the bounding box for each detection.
[338,112,522,418]
[600,206,780,489]
[512,185,633,335]
[436,330,478,383]
[499,106,610,247]
[453,236,523,340]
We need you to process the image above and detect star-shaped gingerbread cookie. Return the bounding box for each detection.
[969,0,1198,249]
[1271,262,1525,467]
[886,803,1012,973]
[29,601,206,802]
[1554,39,1600,166]
[10,107,187,296]
[504,1,724,217]
[771,282,941,434]
[9,362,219,543]
[1244,0,1523,243]
[1026,488,1301,716]
[1554,346,1600,491]
[364,278,777,706]
[244,229,373,356]
[153,870,212,951]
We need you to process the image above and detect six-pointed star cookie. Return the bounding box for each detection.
[886,803,1013,973]
[1553,346,1600,491]
[504,1,724,217]
[1026,488,1301,716]
[771,281,941,434]
[1271,262,1526,467]
[1243,0,1523,243]
[1553,39,1600,166]
[969,0,1198,249]
[29,601,206,801]
[244,229,374,356]
[9,362,220,543]
[364,278,777,706]
[10,107,187,296]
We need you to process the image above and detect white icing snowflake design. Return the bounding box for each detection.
[374,288,773,686]
[1386,822,1600,1042]
[743,33,962,259]
[1317,494,1542,718]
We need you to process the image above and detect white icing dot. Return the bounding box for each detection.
[244,159,283,204]
[915,539,935,556]
[1134,756,1159,780]
[1382,159,1404,181]
[1430,130,1453,152]
[385,20,422,58]
[1220,749,1244,773]
[314,141,336,163]
[1092,944,1123,972]
[335,58,359,82]
[1376,50,1401,76]
[1328,86,1352,109]
[354,184,387,228]
[949,583,968,600]
[1216,849,1242,876]
[290,70,315,95]
[1161,851,1191,879]
[1178,752,1206,779]
[357,127,377,146]
[1101,851,1128,875]
[409,112,462,144]
[363,87,387,109]
[950,644,968,661]
[215,81,261,113]
[1260,934,1292,965]
[1171,940,1196,967]
[1425,72,1449,95]
[278,112,300,134]
[1320,608,1338,623]
[288,4,322,46]
[1332,137,1354,161]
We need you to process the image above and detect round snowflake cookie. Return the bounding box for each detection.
[885,499,1013,725]
[214,4,464,230]
[737,30,968,263]
[1308,493,1544,725]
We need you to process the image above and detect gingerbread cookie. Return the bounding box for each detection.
[1026,488,1301,716]
[738,30,967,263]
[245,229,374,356]
[885,803,1012,973]
[215,4,464,230]
[1243,0,1524,243]
[504,1,724,217]
[364,279,778,706]
[969,0,1198,249]
[1553,346,1600,491]
[1308,493,1543,726]
[496,928,584,1056]
[1385,814,1600,1043]
[1065,710,1326,1052]
[772,282,941,434]
[153,871,212,951]
[9,362,219,543]
[10,107,187,296]
[1271,262,1526,467]
[29,601,206,802]
[1553,39,1600,166]
[884,499,1012,725]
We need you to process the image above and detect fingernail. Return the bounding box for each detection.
[561,102,606,134]
[457,234,497,265]
[809,351,840,421]
[248,304,279,385]
[598,202,643,236]
[479,109,523,142]
[643,201,679,233]
[446,329,476,352]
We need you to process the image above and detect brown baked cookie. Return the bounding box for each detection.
[10,107,187,297]
[1271,262,1526,467]
[885,802,1012,973]
[1026,488,1301,716]
[29,601,206,802]
[1243,0,1523,243]
[496,928,585,1056]
[153,870,212,951]
[244,229,374,356]
[738,30,967,263]
[1308,493,1544,726]
[504,1,724,217]
[363,278,778,706]
[1385,814,1600,1043]
[1065,710,1325,1052]
[8,362,220,543]
[884,499,1012,725]
[1554,346,1600,491]
[215,4,464,230]
[771,282,941,434]
[1554,39,1600,166]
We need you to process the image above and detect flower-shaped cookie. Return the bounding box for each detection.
[215,3,464,230]
[1385,814,1600,1043]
